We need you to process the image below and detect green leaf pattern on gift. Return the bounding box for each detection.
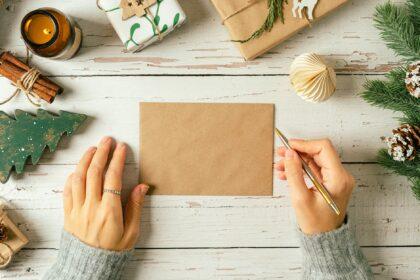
[173,13,180,26]
[115,0,182,49]
[124,22,140,48]
[154,15,160,25]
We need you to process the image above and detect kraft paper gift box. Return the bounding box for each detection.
[0,210,29,268]
[210,0,349,60]
[98,0,187,52]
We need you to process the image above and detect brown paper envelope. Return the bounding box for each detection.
[140,102,274,196]
[211,0,348,60]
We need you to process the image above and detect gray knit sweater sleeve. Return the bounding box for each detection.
[43,231,132,280]
[298,217,374,280]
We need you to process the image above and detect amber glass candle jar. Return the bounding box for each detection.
[21,8,82,60]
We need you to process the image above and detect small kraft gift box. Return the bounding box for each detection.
[211,0,348,60]
[98,0,186,52]
[0,204,29,269]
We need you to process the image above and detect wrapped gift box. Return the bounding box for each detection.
[98,0,186,52]
[211,0,348,60]
[0,210,28,268]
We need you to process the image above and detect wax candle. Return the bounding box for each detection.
[21,8,82,60]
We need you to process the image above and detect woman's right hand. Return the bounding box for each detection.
[275,139,355,235]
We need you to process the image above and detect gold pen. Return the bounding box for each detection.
[275,128,341,216]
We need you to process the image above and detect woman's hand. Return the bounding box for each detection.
[63,137,149,251]
[275,139,355,235]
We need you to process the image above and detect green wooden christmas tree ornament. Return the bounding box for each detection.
[0,109,86,183]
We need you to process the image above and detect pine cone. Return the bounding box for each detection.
[385,124,420,161]
[0,223,7,241]
[405,61,420,98]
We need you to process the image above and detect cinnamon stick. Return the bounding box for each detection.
[1,60,57,98]
[0,62,54,103]
[0,52,62,94]
[0,52,63,95]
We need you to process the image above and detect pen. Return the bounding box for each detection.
[275,128,341,216]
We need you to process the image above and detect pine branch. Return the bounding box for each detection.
[374,1,420,61]
[233,0,287,43]
[360,68,420,122]
[399,112,420,126]
[386,66,406,86]
[407,0,420,34]
[377,149,420,179]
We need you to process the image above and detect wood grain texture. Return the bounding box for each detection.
[2,247,419,280]
[1,164,418,248]
[0,75,400,163]
[0,110,86,183]
[0,0,400,75]
[0,0,417,278]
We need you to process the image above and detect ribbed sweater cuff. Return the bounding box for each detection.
[43,231,132,280]
[298,218,373,280]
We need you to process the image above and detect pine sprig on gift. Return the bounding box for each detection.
[233,0,287,43]
[373,1,420,61]
[360,0,420,200]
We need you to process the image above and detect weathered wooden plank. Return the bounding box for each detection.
[0,75,399,163]
[2,247,419,279]
[1,163,419,248]
[0,0,399,75]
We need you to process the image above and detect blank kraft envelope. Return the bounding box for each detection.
[139,102,274,196]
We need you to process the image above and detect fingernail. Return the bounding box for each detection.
[88,146,97,153]
[101,137,112,145]
[117,142,126,150]
[286,150,294,159]
[139,184,149,194]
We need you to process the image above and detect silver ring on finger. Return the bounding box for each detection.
[103,188,122,196]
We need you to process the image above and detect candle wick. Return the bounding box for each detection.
[43,28,51,35]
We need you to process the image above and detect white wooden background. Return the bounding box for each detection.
[1,0,420,279]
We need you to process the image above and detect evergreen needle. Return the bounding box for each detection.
[233,0,287,43]
[360,0,420,200]
[373,1,420,61]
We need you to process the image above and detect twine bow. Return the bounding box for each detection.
[0,67,42,107]
[0,49,42,106]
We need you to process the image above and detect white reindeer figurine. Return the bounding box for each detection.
[292,0,319,20]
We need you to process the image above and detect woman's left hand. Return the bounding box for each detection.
[63,136,149,251]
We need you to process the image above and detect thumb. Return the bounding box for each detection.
[122,184,149,248]
[284,150,312,201]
